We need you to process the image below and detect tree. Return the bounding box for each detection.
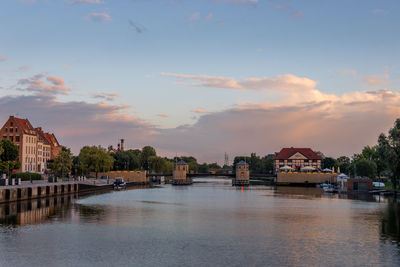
[79,146,114,178]
[337,156,351,174]
[148,156,166,173]
[0,139,20,175]
[350,158,377,178]
[0,139,19,162]
[376,119,400,190]
[140,146,156,170]
[322,157,338,169]
[51,150,73,177]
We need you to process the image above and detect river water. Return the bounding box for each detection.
[1,178,400,267]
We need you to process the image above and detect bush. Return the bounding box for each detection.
[11,173,42,181]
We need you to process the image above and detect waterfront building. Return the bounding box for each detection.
[172,160,192,185]
[0,116,61,173]
[232,160,250,186]
[275,147,322,173]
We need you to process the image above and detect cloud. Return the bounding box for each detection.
[0,65,30,73]
[128,20,146,34]
[162,72,317,93]
[189,12,200,21]
[335,69,390,86]
[372,9,387,14]
[0,94,154,154]
[192,108,209,114]
[16,74,72,96]
[69,0,103,4]
[274,5,304,19]
[92,92,120,101]
[157,113,169,118]
[206,13,214,21]
[0,54,7,62]
[87,12,111,22]
[361,74,389,85]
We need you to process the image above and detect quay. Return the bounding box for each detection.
[0,181,78,204]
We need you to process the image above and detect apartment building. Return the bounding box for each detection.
[0,116,61,173]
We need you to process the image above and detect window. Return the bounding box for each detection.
[9,128,13,133]
[15,136,20,142]
[9,136,13,142]
[279,159,284,163]
[10,122,13,126]
[15,128,18,133]
[5,128,7,132]
[288,160,292,163]
[3,136,6,139]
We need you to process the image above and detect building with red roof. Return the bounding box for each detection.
[275,147,322,173]
[0,116,62,173]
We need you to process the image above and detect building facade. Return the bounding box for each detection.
[0,116,61,173]
[275,147,322,173]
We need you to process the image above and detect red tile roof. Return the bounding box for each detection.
[14,117,35,134]
[275,148,321,160]
[44,133,60,147]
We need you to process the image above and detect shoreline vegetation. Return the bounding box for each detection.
[1,118,400,192]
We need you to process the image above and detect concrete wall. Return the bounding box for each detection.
[95,171,148,183]
[277,172,337,184]
[0,183,78,203]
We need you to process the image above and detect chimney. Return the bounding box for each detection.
[120,139,125,151]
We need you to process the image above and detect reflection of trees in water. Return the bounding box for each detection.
[0,195,75,226]
[75,204,106,223]
[381,198,400,243]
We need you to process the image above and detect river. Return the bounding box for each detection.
[1,178,400,267]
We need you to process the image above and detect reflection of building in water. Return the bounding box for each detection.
[0,195,75,226]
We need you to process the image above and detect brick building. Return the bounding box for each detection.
[275,147,322,173]
[0,116,61,173]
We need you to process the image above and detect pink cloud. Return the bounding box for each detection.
[192,108,209,114]
[0,53,7,62]
[17,74,71,96]
[87,13,111,22]
[189,12,200,21]
[157,113,169,118]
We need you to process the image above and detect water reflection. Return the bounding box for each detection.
[0,181,399,267]
[381,198,400,243]
[0,195,77,226]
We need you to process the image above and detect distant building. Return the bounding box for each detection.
[0,116,61,173]
[172,160,192,185]
[275,147,322,173]
[232,160,250,186]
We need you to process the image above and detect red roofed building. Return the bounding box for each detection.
[275,147,322,173]
[0,116,62,173]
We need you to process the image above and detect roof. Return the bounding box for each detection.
[44,133,60,147]
[14,117,36,135]
[275,148,321,160]
[236,160,249,166]
[176,160,187,165]
[35,128,51,145]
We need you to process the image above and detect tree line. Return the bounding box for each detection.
[319,119,400,190]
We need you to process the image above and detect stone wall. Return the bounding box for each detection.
[277,172,337,184]
[94,171,148,183]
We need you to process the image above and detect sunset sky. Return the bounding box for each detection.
[1,0,399,163]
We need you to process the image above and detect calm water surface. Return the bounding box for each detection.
[1,178,400,267]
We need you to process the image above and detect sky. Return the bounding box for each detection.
[0,0,399,164]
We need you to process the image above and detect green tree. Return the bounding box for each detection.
[376,119,400,190]
[322,157,338,169]
[148,156,166,173]
[140,146,156,170]
[0,139,20,176]
[350,158,377,178]
[79,146,114,178]
[51,150,73,177]
[337,156,351,174]
[0,139,19,162]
